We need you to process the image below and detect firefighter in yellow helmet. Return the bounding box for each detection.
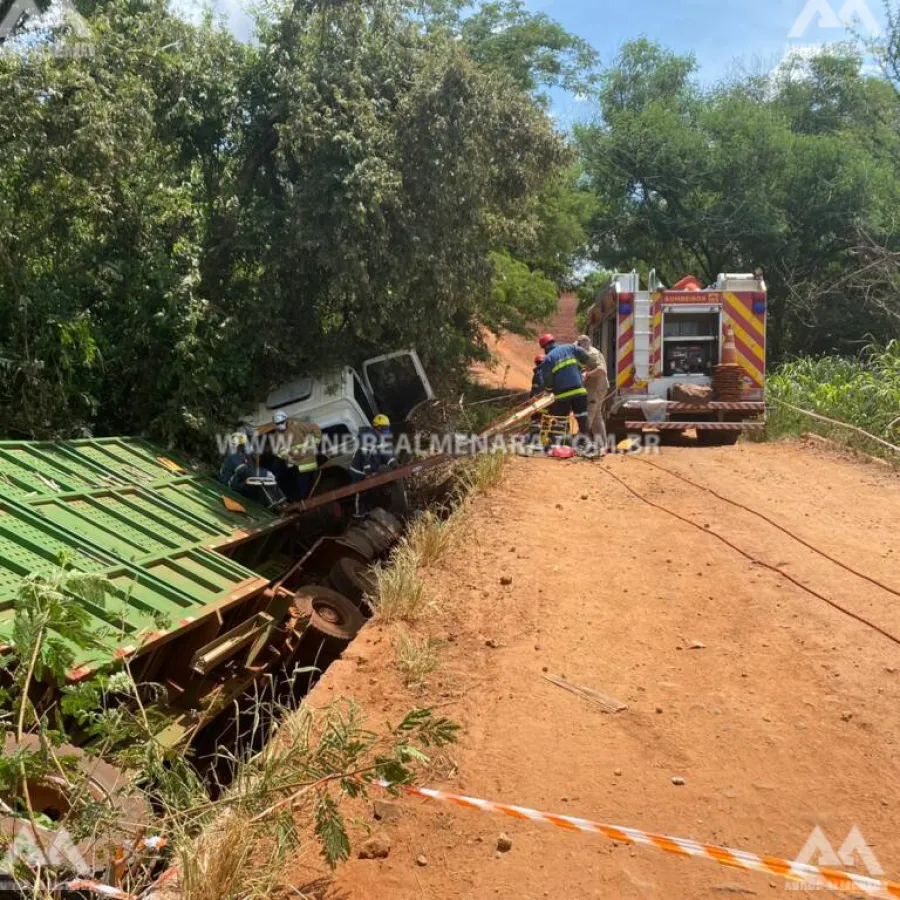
[349,413,399,516]
[350,414,396,482]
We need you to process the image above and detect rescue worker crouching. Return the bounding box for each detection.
[218,431,286,509]
[538,333,595,451]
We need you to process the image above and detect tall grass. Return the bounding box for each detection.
[766,341,900,462]
[393,630,443,688]
[371,454,507,623]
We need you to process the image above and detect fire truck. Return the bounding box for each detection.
[587,270,767,445]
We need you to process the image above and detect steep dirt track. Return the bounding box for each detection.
[298,441,900,898]
[470,293,579,391]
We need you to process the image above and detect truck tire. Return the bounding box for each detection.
[329,556,378,612]
[0,734,150,873]
[335,525,378,560]
[367,508,403,542]
[298,585,365,642]
[358,518,395,556]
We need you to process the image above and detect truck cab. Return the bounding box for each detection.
[245,350,434,459]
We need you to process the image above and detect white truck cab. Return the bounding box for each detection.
[245,350,434,453]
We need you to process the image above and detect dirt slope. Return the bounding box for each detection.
[470,293,579,391]
[296,441,900,898]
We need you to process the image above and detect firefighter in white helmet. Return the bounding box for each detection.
[264,411,322,501]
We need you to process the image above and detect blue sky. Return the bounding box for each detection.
[544,0,889,125]
[205,0,888,125]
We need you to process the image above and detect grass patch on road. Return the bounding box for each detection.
[393,630,443,689]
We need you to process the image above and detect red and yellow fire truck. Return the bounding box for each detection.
[587,270,767,445]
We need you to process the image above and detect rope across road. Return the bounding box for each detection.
[635,456,900,601]
[598,463,900,649]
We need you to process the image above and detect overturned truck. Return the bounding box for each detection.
[0,437,445,751]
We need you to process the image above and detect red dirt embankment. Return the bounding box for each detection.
[293,440,900,898]
[470,293,580,391]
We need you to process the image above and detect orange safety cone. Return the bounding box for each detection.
[721,324,738,365]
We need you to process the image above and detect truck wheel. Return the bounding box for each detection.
[358,519,395,555]
[335,525,378,560]
[1,734,150,873]
[367,508,403,542]
[298,585,365,642]
[329,556,378,612]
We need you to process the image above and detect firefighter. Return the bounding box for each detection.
[576,334,609,447]
[539,333,594,448]
[350,414,397,482]
[531,355,545,396]
[528,355,545,444]
[219,432,285,508]
[350,414,399,517]
[267,410,321,501]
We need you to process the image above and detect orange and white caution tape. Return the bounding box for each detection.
[375,781,900,898]
[65,879,136,899]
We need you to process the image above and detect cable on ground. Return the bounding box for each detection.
[598,465,900,649]
[634,456,900,601]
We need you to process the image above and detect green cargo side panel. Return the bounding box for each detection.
[0,437,279,673]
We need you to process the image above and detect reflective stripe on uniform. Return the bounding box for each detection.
[291,462,319,473]
[552,357,580,374]
[554,387,588,400]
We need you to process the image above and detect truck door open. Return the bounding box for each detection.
[362,350,434,423]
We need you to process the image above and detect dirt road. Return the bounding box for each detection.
[470,293,580,391]
[300,441,900,898]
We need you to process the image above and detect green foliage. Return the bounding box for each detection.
[4,561,110,690]
[576,36,900,363]
[0,0,589,447]
[422,0,598,97]
[766,341,900,462]
[485,251,558,334]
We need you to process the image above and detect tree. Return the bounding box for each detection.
[0,0,577,445]
[576,39,900,362]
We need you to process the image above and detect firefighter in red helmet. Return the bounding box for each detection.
[538,333,595,449]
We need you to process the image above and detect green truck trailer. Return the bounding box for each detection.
[0,437,443,748]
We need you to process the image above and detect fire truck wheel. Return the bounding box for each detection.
[1,734,150,873]
[329,556,378,612]
[299,585,365,642]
